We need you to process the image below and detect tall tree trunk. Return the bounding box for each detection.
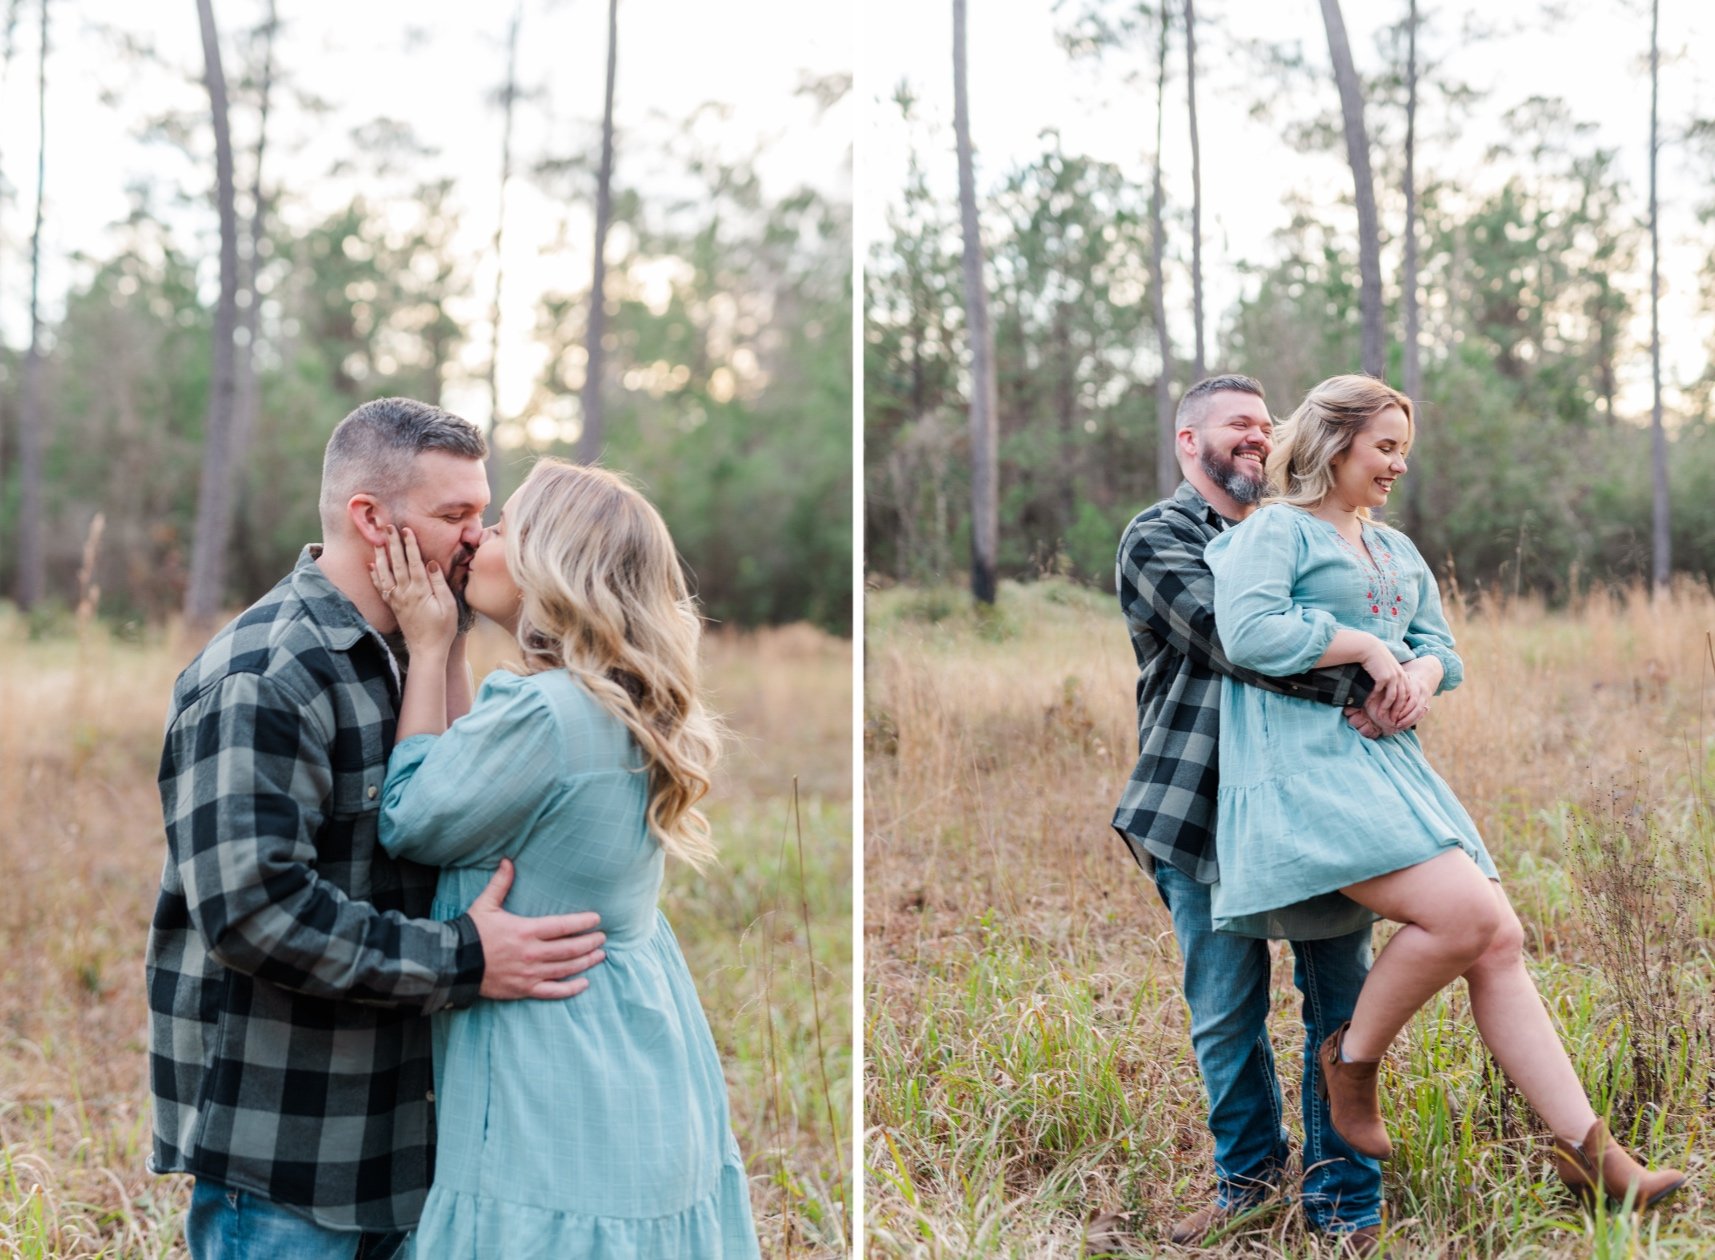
[953,0,997,604]
[1151,2,1176,500]
[1648,0,1669,589]
[577,0,619,465]
[230,0,274,503]
[1183,0,1204,380]
[14,0,48,610]
[1399,0,1422,534]
[0,0,15,568]
[185,0,241,626]
[484,0,522,504]
[1318,0,1385,378]
[1054,301,1076,534]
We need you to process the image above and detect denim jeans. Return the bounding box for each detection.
[186,1181,409,1260]
[1154,862,1382,1233]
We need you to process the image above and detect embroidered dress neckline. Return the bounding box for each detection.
[1301,511,1405,619]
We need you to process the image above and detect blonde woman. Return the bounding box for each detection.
[368,459,759,1257]
[1203,375,1684,1209]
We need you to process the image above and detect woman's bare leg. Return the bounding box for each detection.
[1336,848,1501,1060]
[1462,882,1599,1142]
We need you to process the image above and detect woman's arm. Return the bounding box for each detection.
[1398,532,1464,693]
[372,526,455,740]
[1210,508,1408,706]
[1119,507,1373,708]
[380,674,563,869]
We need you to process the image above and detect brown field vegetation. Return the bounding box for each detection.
[865,578,1715,1258]
[0,613,852,1258]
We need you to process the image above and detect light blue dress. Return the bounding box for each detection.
[1203,503,1498,940]
[379,669,760,1258]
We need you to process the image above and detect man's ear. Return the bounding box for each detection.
[1175,426,1199,462]
[347,494,389,547]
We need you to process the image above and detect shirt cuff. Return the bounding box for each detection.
[438,914,486,1011]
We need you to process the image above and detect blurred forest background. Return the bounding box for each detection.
[0,0,852,634]
[865,0,1714,598]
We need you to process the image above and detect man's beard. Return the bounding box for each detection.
[450,548,478,633]
[1200,446,1269,505]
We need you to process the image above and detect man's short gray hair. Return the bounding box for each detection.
[318,397,488,531]
[1176,374,1266,430]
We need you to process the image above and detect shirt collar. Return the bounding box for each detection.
[289,545,405,682]
[1173,479,1234,530]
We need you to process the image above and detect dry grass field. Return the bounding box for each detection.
[865,577,1715,1258]
[0,612,852,1258]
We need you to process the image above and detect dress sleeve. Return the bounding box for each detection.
[1118,506,1369,705]
[380,671,565,868]
[1207,506,1341,676]
[1396,531,1464,693]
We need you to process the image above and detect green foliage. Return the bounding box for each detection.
[866,123,1164,591]
[1,154,847,631]
[866,47,1713,603]
[529,158,854,634]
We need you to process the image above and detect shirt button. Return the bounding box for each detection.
[426,1091,435,1102]
[367,785,378,800]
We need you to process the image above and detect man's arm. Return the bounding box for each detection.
[1118,510,1370,708]
[163,671,481,1011]
[164,671,604,1009]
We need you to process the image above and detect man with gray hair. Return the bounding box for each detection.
[147,397,605,1258]
[1112,374,1401,1255]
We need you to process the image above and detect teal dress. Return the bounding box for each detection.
[1203,504,1498,940]
[379,669,759,1258]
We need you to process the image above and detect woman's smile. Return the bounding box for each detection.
[1330,405,1410,510]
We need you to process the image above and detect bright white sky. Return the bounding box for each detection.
[859,0,1715,420]
[0,0,852,427]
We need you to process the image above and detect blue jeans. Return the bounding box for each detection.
[187,1181,409,1260]
[1154,863,1382,1233]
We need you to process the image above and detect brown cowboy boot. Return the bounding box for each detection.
[1164,1194,1281,1246]
[1316,1021,1392,1160]
[1552,1119,1686,1209]
[1336,1223,1383,1257]
[1165,1201,1231,1245]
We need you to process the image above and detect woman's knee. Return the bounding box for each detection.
[1467,894,1526,976]
[1429,882,1504,965]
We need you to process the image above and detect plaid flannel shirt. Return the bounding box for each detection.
[146,546,485,1231]
[1111,481,1372,881]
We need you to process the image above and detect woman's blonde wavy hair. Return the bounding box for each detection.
[504,458,721,871]
[1266,374,1415,520]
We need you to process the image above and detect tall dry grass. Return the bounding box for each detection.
[865,578,1715,1258]
[0,610,851,1258]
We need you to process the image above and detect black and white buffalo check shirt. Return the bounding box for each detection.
[1111,481,1371,882]
[146,546,485,1231]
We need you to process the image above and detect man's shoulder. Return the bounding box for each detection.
[1120,487,1216,553]
[171,572,347,715]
